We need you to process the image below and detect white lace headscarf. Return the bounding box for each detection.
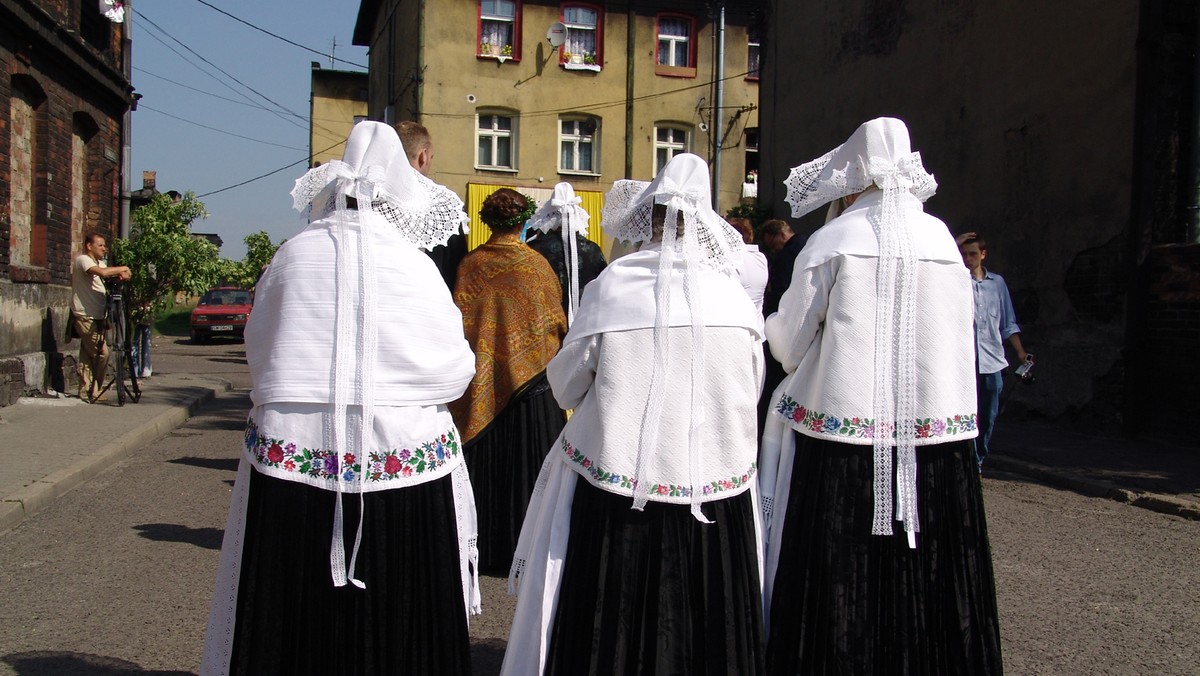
[526,182,590,325]
[287,121,466,588]
[783,117,938,548]
[601,153,744,522]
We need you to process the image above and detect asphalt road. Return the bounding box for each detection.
[0,339,1195,675]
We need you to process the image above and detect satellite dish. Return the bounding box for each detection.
[547,22,566,48]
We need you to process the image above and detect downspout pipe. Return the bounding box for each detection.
[1190,7,1200,243]
[712,3,725,214]
[120,0,133,239]
[625,6,635,178]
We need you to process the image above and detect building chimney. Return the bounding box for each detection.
[142,171,156,191]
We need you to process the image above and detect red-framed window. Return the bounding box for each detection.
[560,3,603,70]
[655,13,697,77]
[478,0,522,61]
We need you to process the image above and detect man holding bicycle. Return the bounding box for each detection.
[71,231,130,402]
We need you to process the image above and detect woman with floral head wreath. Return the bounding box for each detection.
[525,181,608,325]
[759,118,1003,674]
[501,154,765,675]
[200,122,479,676]
[449,187,568,573]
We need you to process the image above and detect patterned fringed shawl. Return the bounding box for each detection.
[450,234,567,442]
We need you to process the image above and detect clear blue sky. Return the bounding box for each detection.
[130,1,369,260]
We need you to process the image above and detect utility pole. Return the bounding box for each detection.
[711,2,726,214]
[331,36,337,69]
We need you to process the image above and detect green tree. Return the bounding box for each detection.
[215,231,285,288]
[112,192,220,326]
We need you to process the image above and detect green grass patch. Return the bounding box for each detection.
[154,298,197,336]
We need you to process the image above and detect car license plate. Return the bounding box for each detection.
[211,325,234,331]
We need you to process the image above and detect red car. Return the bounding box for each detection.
[190,287,253,343]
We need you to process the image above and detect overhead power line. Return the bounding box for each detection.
[134,66,281,113]
[196,140,345,198]
[190,0,367,70]
[139,104,306,150]
[140,12,309,127]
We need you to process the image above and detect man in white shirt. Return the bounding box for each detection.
[71,231,130,401]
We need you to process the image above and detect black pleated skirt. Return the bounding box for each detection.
[765,433,1003,675]
[227,468,470,676]
[546,479,765,676]
[464,373,566,574]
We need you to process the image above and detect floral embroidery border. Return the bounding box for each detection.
[561,437,756,499]
[244,417,459,485]
[775,394,977,440]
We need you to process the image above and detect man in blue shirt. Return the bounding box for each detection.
[958,233,1028,469]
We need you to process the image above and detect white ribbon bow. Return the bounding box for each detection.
[290,160,389,212]
[869,152,925,192]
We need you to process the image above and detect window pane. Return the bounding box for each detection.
[579,141,592,171]
[564,7,596,26]
[482,0,515,18]
[497,137,512,167]
[478,136,492,165]
[479,115,493,131]
[496,115,512,131]
[748,45,761,78]
[566,29,596,57]
[657,148,669,173]
[660,18,687,38]
[657,128,670,142]
[561,141,574,170]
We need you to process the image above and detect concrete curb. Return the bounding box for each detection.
[0,378,232,535]
[988,455,1200,521]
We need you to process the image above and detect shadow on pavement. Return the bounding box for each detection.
[471,638,506,676]
[168,456,239,472]
[133,523,224,550]
[2,651,193,675]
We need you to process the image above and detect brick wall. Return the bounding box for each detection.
[0,0,130,403]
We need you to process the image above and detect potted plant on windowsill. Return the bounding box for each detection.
[583,52,596,65]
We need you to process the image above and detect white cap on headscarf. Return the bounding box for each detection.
[527,182,591,324]
[783,117,937,548]
[600,153,745,522]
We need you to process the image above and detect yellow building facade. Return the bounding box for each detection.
[309,65,369,167]
[353,1,763,247]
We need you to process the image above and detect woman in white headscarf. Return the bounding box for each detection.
[200,122,479,676]
[501,154,765,675]
[759,118,1003,674]
[525,181,607,325]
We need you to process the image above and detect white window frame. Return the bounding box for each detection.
[656,15,692,68]
[476,111,518,171]
[559,116,598,174]
[653,125,690,177]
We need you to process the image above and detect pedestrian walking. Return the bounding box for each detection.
[200,122,480,676]
[760,118,1004,674]
[502,153,765,675]
[450,188,568,574]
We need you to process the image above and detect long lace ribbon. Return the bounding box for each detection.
[868,156,921,548]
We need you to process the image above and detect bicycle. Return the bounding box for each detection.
[91,279,142,406]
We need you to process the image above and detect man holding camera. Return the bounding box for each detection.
[958,232,1028,470]
[71,231,131,402]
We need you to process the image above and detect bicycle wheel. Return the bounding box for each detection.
[112,309,128,406]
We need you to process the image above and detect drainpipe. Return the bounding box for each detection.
[416,0,426,120]
[625,6,635,178]
[711,3,725,213]
[1190,8,1200,243]
[119,0,133,239]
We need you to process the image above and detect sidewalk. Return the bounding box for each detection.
[989,420,1200,519]
[0,349,232,534]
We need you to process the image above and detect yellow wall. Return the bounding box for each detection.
[360,1,759,218]
[310,68,369,167]
[465,183,609,251]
